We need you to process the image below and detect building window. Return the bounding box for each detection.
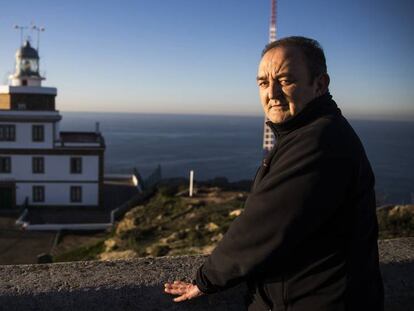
[0,157,11,173]
[70,157,82,174]
[32,125,44,142]
[0,125,16,141]
[32,157,45,174]
[70,186,82,203]
[33,186,45,202]
[17,103,27,110]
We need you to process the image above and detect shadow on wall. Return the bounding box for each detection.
[382,261,414,311]
[0,285,247,311]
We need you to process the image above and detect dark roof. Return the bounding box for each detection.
[16,41,39,59]
[60,131,104,144]
[23,207,111,224]
[103,183,140,210]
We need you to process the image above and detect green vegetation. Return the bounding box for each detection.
[52,183,414,262]
[108,186,246,258]
[377,205,414,239]
[54,240,105,262]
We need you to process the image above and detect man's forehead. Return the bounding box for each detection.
[258,46,304,74]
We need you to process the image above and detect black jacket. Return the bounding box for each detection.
[195,94,384,311]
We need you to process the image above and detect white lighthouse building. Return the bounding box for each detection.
[0,40,105,210]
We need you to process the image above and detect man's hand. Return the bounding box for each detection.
[164,280,204,302]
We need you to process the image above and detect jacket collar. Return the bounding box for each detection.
[265,93,339,138]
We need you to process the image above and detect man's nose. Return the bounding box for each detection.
[268,81,282,99]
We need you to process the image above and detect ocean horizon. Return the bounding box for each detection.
[60,111,414,205]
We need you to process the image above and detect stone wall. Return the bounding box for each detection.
[1,238,413,311]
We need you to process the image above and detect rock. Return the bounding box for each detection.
[99,250,138,261]
[207,191,220,197]
[146,244,170,257]
[37,253,53,264]
[104,238,117,252]
[185,212,197,220]
[201,245,216,254]
[211,233,223,242]
[160,231,186,244]
[237,193,247,199]
[115,216,136,235]
[229,209,243,217]
[389,205,414,217]
[205,222,219,232]
[185,244,216,255]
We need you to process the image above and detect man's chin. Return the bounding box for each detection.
[268,113,292,124]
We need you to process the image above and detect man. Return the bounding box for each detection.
[164,36,384,310]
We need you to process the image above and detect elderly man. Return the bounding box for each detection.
[164,36,384,311]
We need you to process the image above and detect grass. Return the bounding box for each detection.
[51,185,414,261]
[53,240,105,262]
[378,206,414,239]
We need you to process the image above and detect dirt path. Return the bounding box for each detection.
[0,216,57,265]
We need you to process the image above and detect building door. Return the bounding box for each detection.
[0,184,15,209]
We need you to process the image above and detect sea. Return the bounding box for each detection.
[60,112,414,205]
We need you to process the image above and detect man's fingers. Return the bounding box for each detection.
[164,282,191,295]
[164,287,186,295]
[164,281,203,303]
[173,293,190,302]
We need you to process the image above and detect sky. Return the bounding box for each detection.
[0,0,413,120]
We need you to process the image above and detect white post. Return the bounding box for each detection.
[189,170,194,197]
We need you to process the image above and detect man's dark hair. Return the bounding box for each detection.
[262,36,327,82]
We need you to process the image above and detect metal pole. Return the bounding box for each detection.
[189,170,194,197]
[14,25,29,45]
[31,25,45,53]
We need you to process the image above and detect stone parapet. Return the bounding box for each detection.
[0,238,413,311]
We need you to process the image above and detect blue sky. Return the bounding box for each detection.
[0,0,413,120]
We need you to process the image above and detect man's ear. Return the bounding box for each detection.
[316,73,330,96]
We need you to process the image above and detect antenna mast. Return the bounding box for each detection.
[31,24,45,53]
[262,0,278,155]
[269,0,277,43]
[14,25,28,45]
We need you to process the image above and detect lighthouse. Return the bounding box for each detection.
[0,38,105,214]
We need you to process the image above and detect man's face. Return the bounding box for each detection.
[257,46,324,124]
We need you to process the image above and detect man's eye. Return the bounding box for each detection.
[258,81,269,87]
[280,79,293,86]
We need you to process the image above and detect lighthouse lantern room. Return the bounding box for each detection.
[10,40,44,87]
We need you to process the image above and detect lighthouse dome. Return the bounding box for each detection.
[16,40,39,59]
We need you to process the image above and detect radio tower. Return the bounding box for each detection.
[262,0,277,155]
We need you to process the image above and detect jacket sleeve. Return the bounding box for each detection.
[195,133,354,294]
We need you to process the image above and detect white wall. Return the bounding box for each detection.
[0,155,99,181]
[0,122,54,149]
[16,182,98,206]
[54,122,60,140]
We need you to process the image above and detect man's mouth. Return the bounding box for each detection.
[269,104,287,109]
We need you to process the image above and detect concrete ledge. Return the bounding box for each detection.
[1,238,413,311]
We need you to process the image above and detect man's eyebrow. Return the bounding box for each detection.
[256,73,290,81]
[275,72,290,79]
